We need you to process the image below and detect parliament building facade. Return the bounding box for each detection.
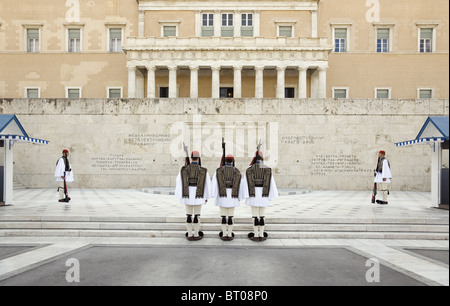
[0,0,448,100]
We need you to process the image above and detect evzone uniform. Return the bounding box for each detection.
[212,154,243,241]
[374,150,392,205]
[175,151,211,241]
[55,149,74,203]
[241,151,279,242]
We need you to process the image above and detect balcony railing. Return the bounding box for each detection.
[123,36,332,51]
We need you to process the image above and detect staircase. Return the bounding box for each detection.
[0,216,448,240]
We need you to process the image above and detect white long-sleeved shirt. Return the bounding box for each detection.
[374,159,392,183]
[175,170,212,206]
[55,157,74,182]
[211,171,244,208]
[241,170,279,207]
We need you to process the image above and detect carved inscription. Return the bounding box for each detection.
[312,154,372,176]
[281,135,324,145]
[91,154,146,173]
[126,133,171,146]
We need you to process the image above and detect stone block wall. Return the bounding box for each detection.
[1,98,448,191]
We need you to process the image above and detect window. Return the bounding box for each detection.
[221,13,233,37]
[333,88,348,98]
[419,28,433,53]
[109,28,122,52]
[108,88,122,98]
[419,89,433,98]
[27,29,40,53]
[202,13,214,37]
[66,88,81,98]
[376,28,390,53]
[160,87,169,98]
[285,88,295,98]
[278,26,293,37]
[241,13,253,37]
[220,87,234,98]
[376,88,390,99]
[163,26,177,37]
[68,28,81,52]
[25,88,40,98]
[334,28,347,52]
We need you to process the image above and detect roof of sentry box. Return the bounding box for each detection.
[0,114,48,145]
[395,116,449,147]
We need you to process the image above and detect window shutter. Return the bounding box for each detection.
[109,89,121,98]
[68,89,80,98]
[335,28,347,39]
[279,26,292,37]
[163,26,176,37]
[27,89,39,98]
[241,26,254,37]
[110,28,121,39]
[69,29,80,39]
[334,89,347,98]
[27,29,39,39]
[377,28,389,39]
[419,89,432,99]
[377,89,389,99]
[201,27,214,37]
[420,28,433,39]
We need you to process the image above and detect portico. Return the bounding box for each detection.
[123,37,331,99]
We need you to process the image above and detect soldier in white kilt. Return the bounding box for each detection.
[373,150,392,205]
[241,151,278,242]
[55,149,74,203]
[175,151,211,241]
[212,154,243,241]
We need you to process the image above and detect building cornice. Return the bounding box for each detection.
[137,0,319,11]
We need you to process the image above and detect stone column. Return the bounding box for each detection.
[311,10,318,38]
[318,66,328,99]
[298,66,308,99]
[168,65,177,98]
[234,10,241,37]
[190,65,199,98]
[255,66,264,98]
[146,65,156,98]
[195,10,201,37]
[138,10,145,37]
[233,66,242,98]
[276,66,286,99]
[127,66,136,98]
[254,10,261,36]
[214,10,221,36]
[3,140,14,205]
[211,65,221,98]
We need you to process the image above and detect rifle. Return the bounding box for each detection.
[220,137,226,167]
[183,142,190,166]
[63,174,71,202]
[250,139,263,166]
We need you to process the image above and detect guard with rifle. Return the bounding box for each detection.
[372,150,392,205]
[241,140,279,242]
[55,149,73,203]
[175,143,211,241]
[211,138,243,241]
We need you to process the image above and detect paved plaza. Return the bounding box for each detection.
[0,188,448,287]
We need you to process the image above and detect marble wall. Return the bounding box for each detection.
[1,98,448,191]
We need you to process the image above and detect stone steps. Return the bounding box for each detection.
[0,229,448,240]
[0,216,448,240]
[0,221,448,233]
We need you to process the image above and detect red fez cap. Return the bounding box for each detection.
[191,151,200,158]
[226,154,234,159]
[62,149,69,153]
[379,150,386,155]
